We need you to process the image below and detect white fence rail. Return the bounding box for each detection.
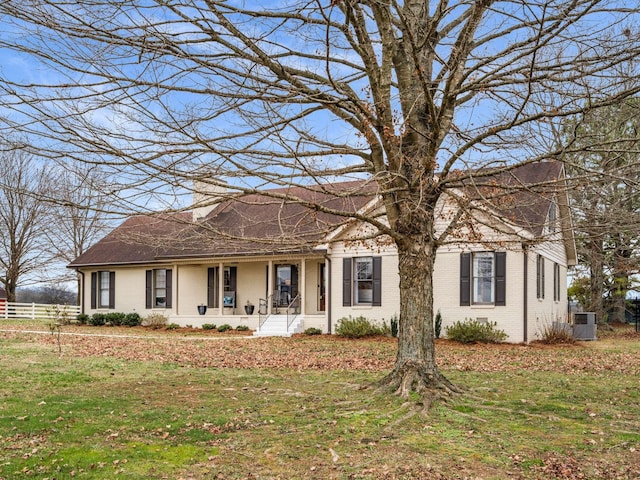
[1,302,80,321]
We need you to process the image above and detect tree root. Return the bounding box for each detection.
[375,360,463,411]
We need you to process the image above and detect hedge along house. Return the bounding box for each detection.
[68,161,577,342]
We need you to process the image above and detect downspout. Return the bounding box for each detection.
[76,269,85,315]
[522,244,528,343]
[324,255,332,334]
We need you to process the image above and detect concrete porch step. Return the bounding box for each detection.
[254,314,304,337]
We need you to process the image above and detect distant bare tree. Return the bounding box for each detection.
[45,165,114,303]
[563,99,640,323]
[0,146,53,301]
[0,1,639,405]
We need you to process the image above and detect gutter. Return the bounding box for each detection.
[77,269,85,315]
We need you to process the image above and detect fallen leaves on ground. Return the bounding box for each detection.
[1,325,639,375]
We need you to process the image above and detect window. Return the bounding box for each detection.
[460,252,505,306]
[354,257,374,305]
[472,252,494,304]
[145,269,172,309]
[553,263,561,302]
[536,255,545,299]
[91,271,115,309]
[154,269,167,307]
[342,257,381,307]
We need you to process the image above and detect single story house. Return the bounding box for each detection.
[69,161,576,342]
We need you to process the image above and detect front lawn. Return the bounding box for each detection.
[0,324,638,479]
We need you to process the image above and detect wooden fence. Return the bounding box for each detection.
[0,301,80,321]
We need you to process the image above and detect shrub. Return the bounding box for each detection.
[446,319,507,344]
[166,323,180,330]
[236,325,250,331]
[105,312,126,326]
[76,313,89,325]
[217,324,232,332]
[434,310,443,339]
[89,313,107,326]
[336,315,388,338]
[123,312,142,327]
[304,327,322,335]
[201,323,217,330]
[144,313,168,329]
[390,314,399,338]
[538,322,575,344]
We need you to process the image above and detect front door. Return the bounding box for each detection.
[275,264,298,306]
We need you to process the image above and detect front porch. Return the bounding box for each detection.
[166,255,329,335]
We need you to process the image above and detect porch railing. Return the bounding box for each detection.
[286,294,301,333]
[258,295,271,332]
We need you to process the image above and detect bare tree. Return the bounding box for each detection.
[563,99,640,323]
[0,1,639,404]
[44,164,115,303]
[0,146,53,301]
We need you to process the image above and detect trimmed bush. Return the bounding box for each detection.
[217,324,232,332]
[166,323,180,330]
[76,313,89,325]
[446,319,507,344]
[105,312,126,326]
[201,323,217,330]
[89,313,107,326]
[123,312,142,327]
[236,325,250,331]
[304,327,322,335]
[336,315,389,338]
[144,313,168,329]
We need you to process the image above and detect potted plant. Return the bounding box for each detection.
[244,300,255,315]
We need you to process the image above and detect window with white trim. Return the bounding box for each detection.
[98,271,111,308]
[354,257,373,305]
[472,252,495,304]
[153,269,167,308]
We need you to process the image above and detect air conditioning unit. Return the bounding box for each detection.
[573,312,597,340]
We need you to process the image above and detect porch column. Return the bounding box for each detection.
[218,262,224,315]
[267,260,273,314]
[300,259,306,315]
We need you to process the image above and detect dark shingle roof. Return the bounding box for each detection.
[68,162,567,267]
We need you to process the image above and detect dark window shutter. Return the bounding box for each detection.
[165,269,173,308]
[90,272,97,309]
[342,258,352,306]
[207,267,218,308]
[541,257,545,299]
[108,271,116,309]
[372,257,382,306]
[460,253,471,306]
[145,270,152,309]
[495,252,506,306]
[290,265,299,297]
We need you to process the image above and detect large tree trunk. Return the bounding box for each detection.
[378,236,459,408]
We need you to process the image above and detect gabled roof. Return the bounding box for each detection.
[69,162,573,268]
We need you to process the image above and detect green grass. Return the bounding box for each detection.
[1,333,639,479]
